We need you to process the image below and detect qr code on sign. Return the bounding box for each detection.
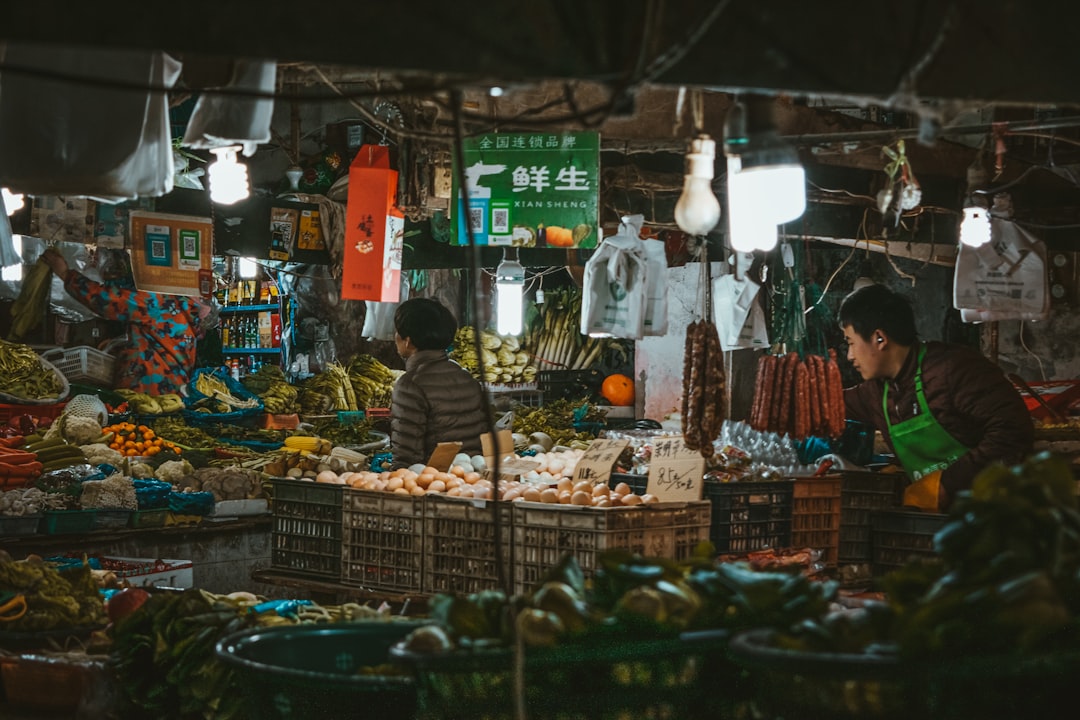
[469,208,484,233]
[492,208,509,233]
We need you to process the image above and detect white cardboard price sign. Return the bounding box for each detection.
[646,436,705,501]
[573,439,630,486]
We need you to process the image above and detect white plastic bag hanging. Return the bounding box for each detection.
[712,272,768,350]
[953,217,1048,322]
[182,59,277,158]
[362,275,411,340]
[580,225,648,340]
[641,234,669,336]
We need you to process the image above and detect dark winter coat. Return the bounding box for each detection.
[844,341,1033,494]
[390,349,488,468]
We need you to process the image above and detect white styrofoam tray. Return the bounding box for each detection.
[106,556,194,589]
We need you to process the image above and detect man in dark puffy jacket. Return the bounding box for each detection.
[390,298,489,468]
[839,284,1033,511]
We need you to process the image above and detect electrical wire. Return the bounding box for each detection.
[1018,320,1047,382]
[803,209,871,315]
[450,89,508,597]
[642,0,735,81]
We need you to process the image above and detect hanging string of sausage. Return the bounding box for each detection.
[681,245,727,458]
[748,349,846,440]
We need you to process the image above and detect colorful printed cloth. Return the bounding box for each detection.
[64,270,203,395]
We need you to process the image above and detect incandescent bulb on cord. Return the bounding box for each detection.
[208,146,250,205]
[674,135,721,236]
[960,206,991,247]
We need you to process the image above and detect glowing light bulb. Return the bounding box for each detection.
[960,206,991,247]
[728,164,806,225]
[495,249,524,336]
[208,146,250,205]
[2,188,24,217]
[674,136,721,236]
[727,158,779,253]
[238,257,258,279]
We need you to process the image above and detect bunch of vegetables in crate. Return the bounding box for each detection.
[392,550,836,718]
[451,326,536,385]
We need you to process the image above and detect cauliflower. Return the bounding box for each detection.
[80,473,137,510]
[156,459,195,484]
[82,444,123,468]
[60,415,103,446]
[129,462,155,479]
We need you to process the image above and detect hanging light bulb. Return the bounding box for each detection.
[1,188,24,217]
[724,96,806,231]
[238,257,259,279]
[726,155,779,253]
[495,248,525,336]
[674,135,721,236]
[284,166,304,191]
[959,205,991,247]
[208,146,250,205]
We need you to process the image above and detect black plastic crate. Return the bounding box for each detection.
[538,369,603,401]
[609,473,648,495]
[269,478,344,580]
[871,509,948,576]
[706,480,793,554]
[838,472,907,563]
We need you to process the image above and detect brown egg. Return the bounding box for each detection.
[540,488,560,503]
[570,490,592,506]
[523,487,543,503]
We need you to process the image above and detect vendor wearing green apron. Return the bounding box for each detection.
[838,284,1033,511]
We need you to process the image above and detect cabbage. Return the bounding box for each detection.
[501,335,520,352]
[497,347,516,366]
[481,348,498,366]
[481,332,502,350]
[515,352,529,366]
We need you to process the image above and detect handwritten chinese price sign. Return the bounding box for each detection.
[572,438,630,488]
[646,436,705,502]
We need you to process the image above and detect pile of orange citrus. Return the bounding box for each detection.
[103,422,180,457]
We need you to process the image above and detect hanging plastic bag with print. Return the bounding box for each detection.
[580,226,648,340]
[712,270,768,351]
[953,207,1049,322]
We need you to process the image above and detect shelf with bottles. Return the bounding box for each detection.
[223,347,280,355]
[220,303,279,314]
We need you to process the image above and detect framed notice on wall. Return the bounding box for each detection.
[129,211,212,296]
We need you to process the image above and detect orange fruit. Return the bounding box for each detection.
[601,374,635,406]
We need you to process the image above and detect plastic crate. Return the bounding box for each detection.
[790,476,843,566]
[423,495,512,595]
[269,478,343,580]
[512,501,711,596]
[0,654,104,712]
[40,346,116,386]
[41,509,97,534]
[871,509,948,576]
[392,629,732,720]
[129,509,169,529]
[341,488,424,592]
[705,480,793,554]
[839,472,907,564]
[92,509,132,531]
[609,472,648,494]
[0,514,41,536]
[0,402,67,426]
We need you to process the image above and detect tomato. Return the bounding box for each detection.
[107,587,151,624]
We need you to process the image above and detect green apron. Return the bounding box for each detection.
[882,344,971,481]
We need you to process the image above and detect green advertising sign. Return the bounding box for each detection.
[453,131,600,249]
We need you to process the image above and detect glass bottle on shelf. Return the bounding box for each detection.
[221,318,230,348]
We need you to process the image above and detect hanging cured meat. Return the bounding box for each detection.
[748,349,846,440]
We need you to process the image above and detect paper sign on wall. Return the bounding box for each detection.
[573,438,630,486]
[646,436,705,502]
[129,211,212,297]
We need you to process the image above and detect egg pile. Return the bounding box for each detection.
[315,451,657,508]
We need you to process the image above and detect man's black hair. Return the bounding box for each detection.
[393,297,457,351]
[838,284,918,346]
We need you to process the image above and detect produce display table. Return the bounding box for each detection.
[250,568,429,613]
[0,517,274,596]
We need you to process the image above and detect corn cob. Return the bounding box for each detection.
[284,436,331,454]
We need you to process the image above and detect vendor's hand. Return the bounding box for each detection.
[39,248,68,278]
